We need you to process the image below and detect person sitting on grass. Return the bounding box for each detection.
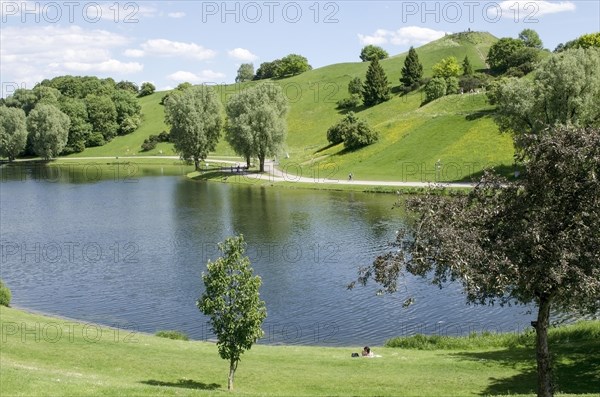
[362,346,374,357]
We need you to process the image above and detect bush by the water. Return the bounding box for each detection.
[0,280,11,307]
[155,330,189,341]
[141,131,170,151]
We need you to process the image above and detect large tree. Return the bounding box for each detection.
[487,37,526,73]
[0,106,28,161]
[225,83,289,172]
[362,58,391,107]
[489,48,600,148]
[519,29,544,49]
[165,85,223,170]
[59,98,92,153]
[26,104,70,159]
[279,54,311,77]
[197,235,267,391]
[352,125,600,397]
[85,94,118,141]
[400,46,423,88]
[360,45,389,62]
[235,63,255,83]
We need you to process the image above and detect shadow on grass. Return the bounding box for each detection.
[465,108,495,121]
[452,339,600,395]
[314,142,340,154]
[460,164,519,182]
[141,379,221,391]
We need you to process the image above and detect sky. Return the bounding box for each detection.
[1,0,599,97]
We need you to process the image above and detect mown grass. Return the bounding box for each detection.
[70,32,514,183]
[1,306,598,396]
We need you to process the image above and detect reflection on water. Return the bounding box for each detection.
[1,163,537,346]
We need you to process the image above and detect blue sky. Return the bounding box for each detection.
[1,1,598,96]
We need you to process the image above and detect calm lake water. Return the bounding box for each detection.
[0,163,536,346]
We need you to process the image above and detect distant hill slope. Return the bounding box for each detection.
[70,31,514,182]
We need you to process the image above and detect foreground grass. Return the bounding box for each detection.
[1,307,598,396]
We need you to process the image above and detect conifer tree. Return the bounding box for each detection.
[362,58,391,107]
[400,46,423,88]
[463,55,474,76]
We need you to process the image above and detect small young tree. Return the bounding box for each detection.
[424,77,447,103]
[198,235,267,391]
[138,82,156,97]
[462,55,474,76]
[362,58,391,107]
[348,77,363,96]
[400,46,423,88]
[432,57,461,79]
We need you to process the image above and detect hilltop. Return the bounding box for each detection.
[68,32,515,182]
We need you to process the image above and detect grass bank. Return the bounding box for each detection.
[1,306,598,396]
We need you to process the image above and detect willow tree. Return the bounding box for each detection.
[164,85,223,170]
[351,126,600,397]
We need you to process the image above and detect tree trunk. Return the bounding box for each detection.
[246,155,251,169]
[259,156,265,173]
[535,295,553,397]
[194,158,200,171]
[228,359,236,391]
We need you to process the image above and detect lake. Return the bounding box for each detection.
[0,163,536,346]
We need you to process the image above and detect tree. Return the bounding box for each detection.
[235,63,255,83]
[0,106,28,161]
[85,94,118,141]
[165,85,223,170]
[59,98,92,153]
[326,111,378,149]
[351,125,600,397]
[424,77,447,103]
[197,235,267,391]
[116,80,139,94]
[519,29,543,49]
[362,58,391,107]
[254,60,282,80]
[490,48,600,148]
[487,38,525,73]
[360,45,389,62]
[348,77,363,95]
[400,46,423,88]
[445,77,460,95]
[279,54,312,77]
[225,83,289,172]
[432,57,461,79]
[138,82,155,97]
[26,104,70,159]
[462,55,474,76]
[111,90,142,135]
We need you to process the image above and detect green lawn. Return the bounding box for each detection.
[68,32,515,183]
[1,306,598,396]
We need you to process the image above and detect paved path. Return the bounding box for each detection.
[10,156,475,189]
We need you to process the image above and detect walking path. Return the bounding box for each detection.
[10,156,475,189]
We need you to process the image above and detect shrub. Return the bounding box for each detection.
[158,130,170,142]
[155,330,189,341]
[327,111,378,150]
[86,132,106,147]
[424,77,447,103]
[336,94,361,110]
[326,122,345,144]
[0,280,11,307]
[446,77,460,95]
[141,139,157,152]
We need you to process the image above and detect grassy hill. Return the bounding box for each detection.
[70,32,515,182]
[1,306,599,396]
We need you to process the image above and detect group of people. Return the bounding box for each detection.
[352,346,374,358]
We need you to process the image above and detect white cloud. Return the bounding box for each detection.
[138,39,216,60]
[63,60,143,73]
[168,11,186,18]
[167,70,226,83]
[227,48,259,62]
[497,1,576,17]
[124,49,145,58]
[0,25,138,87]
[358,27,448,47]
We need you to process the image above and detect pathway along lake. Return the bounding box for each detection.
[1,163,536,346]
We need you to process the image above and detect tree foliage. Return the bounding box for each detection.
[326,111,378,149]
[432,57,461,79]
[360,45,389,62]
[85,94,119,141]
[556,32,600,52]
[59,98,91,154]
[138,82,155,97]
[348,77,363,95]
[26,104,70,159]
[519,29,544,49]
[116,81,139,94]
[489,48,600,147]
[462,55,474,76]
[235,63,255,83]
[0,106,28,161]
[362,58,391,107]
[225,83,289,171]
[487,38,526,73]
[400,46,423,89]
[424,77,447,103]
[254,54,311,79]
[352,125,600,397]
[164,85,223,170]
[197,235,266,391]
